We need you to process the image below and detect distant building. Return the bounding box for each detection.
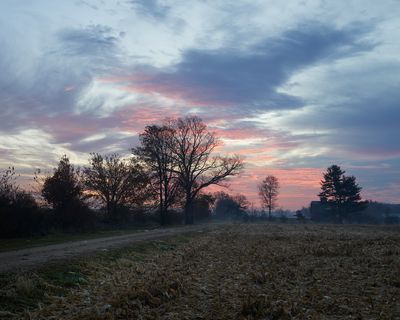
[310,200,400,224]
[362,201,400,224]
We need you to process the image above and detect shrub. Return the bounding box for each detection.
[0,191,47,238]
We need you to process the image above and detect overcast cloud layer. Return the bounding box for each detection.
[0,0,399,208]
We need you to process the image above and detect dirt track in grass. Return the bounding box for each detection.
[0,225,206,273]
[2,223,400,319]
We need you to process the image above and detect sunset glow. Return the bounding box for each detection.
[1,1,399,209]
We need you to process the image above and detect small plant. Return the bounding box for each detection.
[15,275,37,297]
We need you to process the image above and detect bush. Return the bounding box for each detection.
[384,215,400,225]
[0,191,47,238]
[54,200,96,231]
[214,192,248,221]
[193,196,213,221]
[166,209,184,225]
[130,208,160,226]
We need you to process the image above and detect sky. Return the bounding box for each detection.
[0,0,399,210]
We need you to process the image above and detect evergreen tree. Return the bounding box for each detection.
[41,155,92,228]
[42,155,83,211]
[319,165,365,223]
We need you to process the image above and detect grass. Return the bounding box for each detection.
[0,231,197,318]
[0,225,164,252]
[1,223,399,319]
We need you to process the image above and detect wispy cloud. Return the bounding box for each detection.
[129,0,171,20]
[112,23,375,114]
[0,1,399,208]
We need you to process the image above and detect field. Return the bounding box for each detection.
[1,223,399,319]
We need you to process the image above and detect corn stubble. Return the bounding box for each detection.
[4,224,400,319]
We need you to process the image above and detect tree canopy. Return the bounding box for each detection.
[168,116,244,224]
[42,155,83,211]
[133,124,180,225]
[83,153,150,220]
[319,165,366,223]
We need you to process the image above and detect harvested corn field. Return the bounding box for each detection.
[1,223,400,319]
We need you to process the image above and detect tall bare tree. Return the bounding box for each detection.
[83,153,149,220]
[133,124,180,225]
[169,116,244,224]
[258,175,280,219]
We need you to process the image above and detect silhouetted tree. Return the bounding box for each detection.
[41,155,94,229]
[319,165,366,223]
[133,124,180,225]
[258,175,280,219]
[233,194,250,212]
[83,153,150,221]
[168,116,244,224]
[295,210,306,223]
[214,192,249,220]
[0,167,18,207]
[0,167,47,237]
[193,193,215,221]
[42,155,84,211]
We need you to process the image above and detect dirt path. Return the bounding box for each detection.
[0,225,207,273]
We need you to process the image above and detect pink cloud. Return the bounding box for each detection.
[114,103,182,132]
[206,166,323,210]
[98,74,226,107]
[64,85,75,92]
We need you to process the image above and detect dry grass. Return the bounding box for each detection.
[1,223,399,319]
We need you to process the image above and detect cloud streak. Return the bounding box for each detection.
[112,23,375,115]
[0,1,399,208]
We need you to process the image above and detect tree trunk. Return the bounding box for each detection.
[111,202,118,222]
[106,201,112,221]
[160,207,167,226]
[159,190,167,226]
[338,207,343,224]
[268,195,272,220]
[184,198,194,225]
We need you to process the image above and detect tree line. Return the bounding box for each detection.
[1,115,395,238]
[256,165,370,223]
[0,116,245,237]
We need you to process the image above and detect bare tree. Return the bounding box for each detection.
[258,175,280,219]
[133,124,180,225]
[169,116,244,224]
[83,153,149,220]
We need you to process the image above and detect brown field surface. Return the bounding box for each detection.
[1,223,399,319]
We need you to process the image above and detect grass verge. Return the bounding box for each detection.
[0,231,197,319]
[0,225,166,252]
